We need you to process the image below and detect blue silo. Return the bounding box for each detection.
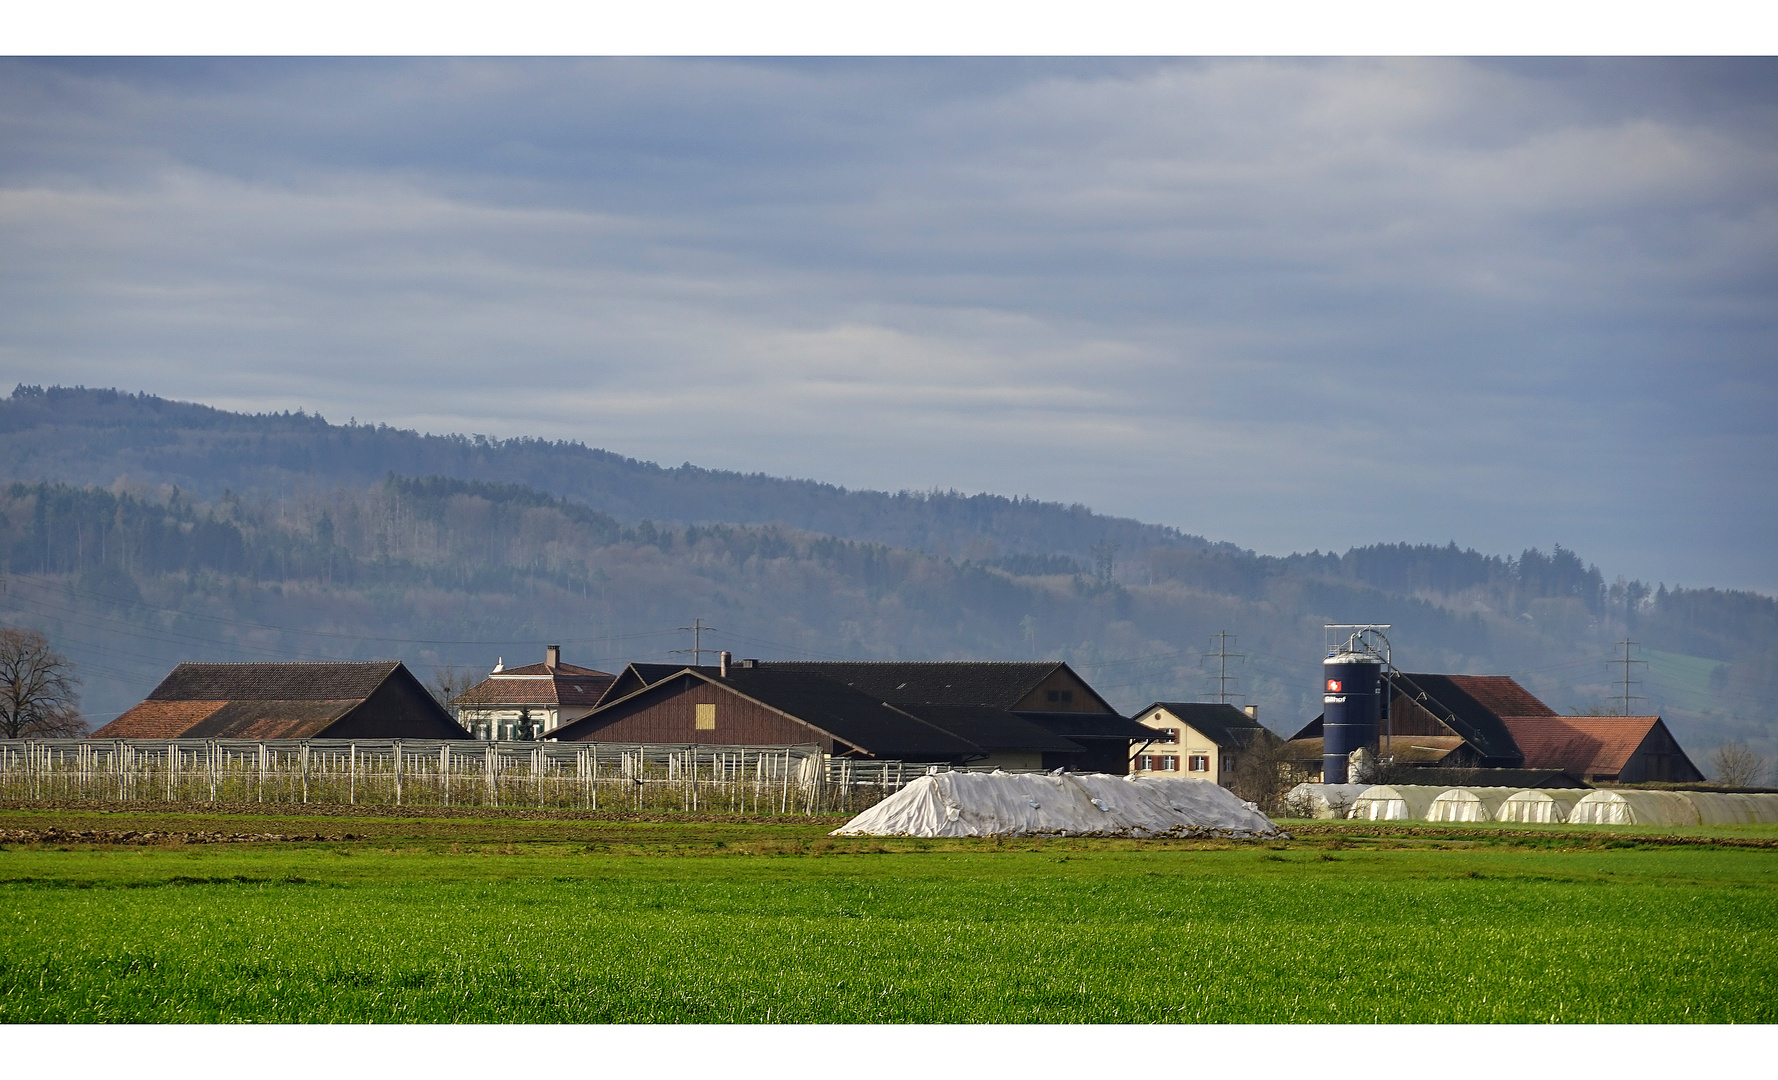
[1322,649,1382,784]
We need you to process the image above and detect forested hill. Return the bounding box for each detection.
[3,473,1774,769]
[1,384,1774,768]
[0,385,1225,566]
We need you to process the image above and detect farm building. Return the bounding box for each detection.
[1500,715,1704,784]
[1284,670,1703,784]
[549,657,1150,770]
[1129,701,1277,787]
[767,659,1150,773]
[92,661,470,740]
[449,645,616,739]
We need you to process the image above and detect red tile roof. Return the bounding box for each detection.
[1501,715,1662,778]
[91,661,466,740]
[490,661,611,678]
[94,700,227,739]
[1445,675,1558,718]
[452,670,616,708]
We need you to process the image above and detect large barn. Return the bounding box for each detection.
[1285,672,1704,783]
[549,658,1150,771]
[93,661,470,740]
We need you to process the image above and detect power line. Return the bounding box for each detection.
[1205,630,1244,704]
[1615,639,1648,715]
[670,618,720,665]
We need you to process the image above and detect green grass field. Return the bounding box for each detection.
[1,807,1775,1023]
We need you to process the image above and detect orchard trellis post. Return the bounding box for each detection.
[0,738,973,814]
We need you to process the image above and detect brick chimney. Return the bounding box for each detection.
[546,644,560,670]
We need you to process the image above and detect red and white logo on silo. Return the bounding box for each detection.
[1326,679,1342,692]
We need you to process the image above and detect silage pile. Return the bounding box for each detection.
[830,770,1285,839]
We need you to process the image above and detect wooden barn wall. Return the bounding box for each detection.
[1620,722,1705,783]
[325,675,471,740]
[560,678,834,752]
[1384,696,1460,737]
[1014,669,1115,714]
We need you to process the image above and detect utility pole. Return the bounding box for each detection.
[1205,630,1244,704]
[1614,639,1647,716]
[672,618,720,665]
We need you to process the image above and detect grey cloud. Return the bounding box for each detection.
[1,57,1773,591]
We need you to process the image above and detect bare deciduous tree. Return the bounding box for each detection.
[0,628,84,738]
[1709,742,1770,787]
[1225,730,1308,813]
[427,663,482,717]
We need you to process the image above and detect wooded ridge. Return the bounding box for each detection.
[1,385,1772,764]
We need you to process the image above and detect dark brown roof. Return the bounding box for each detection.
[899,705,1084,755]
[91,660,468,741]
[1391,673,1524,766]
[1143,702,1273,750]
[147,662,402,701]
[1502,716,1665,778]
[452,670,616,708]
[1286,736,1467,765]
[178,700,363,739]
[488,661,611,678]
[1445,675,1558,718]
[765,661,1075,709]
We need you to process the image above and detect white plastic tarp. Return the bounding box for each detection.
[1425,787,1521,823]
[1283,783,1372,819]
[1495,789,1585,824]
[1346,785,1447,821]
[1567,789,1701,826]
[831,770,1285,839]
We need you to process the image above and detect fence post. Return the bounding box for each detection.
[349,742,357,805]
[441,743,451,808]
[393,740,403,806]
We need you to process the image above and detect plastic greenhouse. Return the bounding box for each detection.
[1494,788,1586,823]
[1346,785,1447,821]
[1425,787,1521,822]
[1566,789,1701,826]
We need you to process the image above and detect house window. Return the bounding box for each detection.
[1188,755,1210,772]
[1138,755,1179,772]
[696,703,717,731]
[1223,754,1237,771]
[1153,727,1179,743]
[1161,755,1178,771]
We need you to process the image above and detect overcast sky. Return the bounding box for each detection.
[3,57,1774,592]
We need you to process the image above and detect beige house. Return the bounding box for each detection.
[1131,702,1272,787]
[450,645,616,740]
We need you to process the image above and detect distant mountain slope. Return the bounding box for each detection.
[1,385,1773,770]
[3,473,1773,769]
[0,385,1225,565]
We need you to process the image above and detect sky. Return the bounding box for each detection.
[2,56,1775,593]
